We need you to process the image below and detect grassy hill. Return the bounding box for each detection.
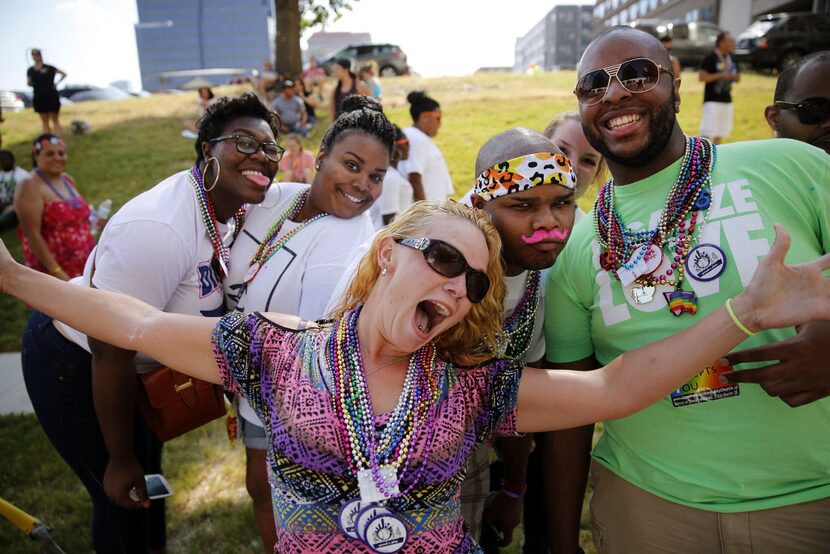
[0,71,779,552]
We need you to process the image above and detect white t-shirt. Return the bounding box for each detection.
[325,238,546,365]
[225,182,374,424]
[56,170,232,372]
[370,166,412,230]
[0,166,29,204]
[401,126,453,200]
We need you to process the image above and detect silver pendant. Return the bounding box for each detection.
[630,286,656,304]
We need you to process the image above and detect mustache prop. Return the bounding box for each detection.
[521,228,570,244]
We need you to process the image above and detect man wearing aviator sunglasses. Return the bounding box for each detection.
[546,26,830,553]
[765,51,830,155]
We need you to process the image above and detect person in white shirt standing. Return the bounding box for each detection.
[370,124,412,228]
[401,90,453,201]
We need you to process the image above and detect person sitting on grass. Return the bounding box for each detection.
[272,80,309,137]
[279,134,315,184]
[1,198,828,553]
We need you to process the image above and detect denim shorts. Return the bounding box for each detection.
[239,415,267,450]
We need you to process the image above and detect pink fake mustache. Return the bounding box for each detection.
[521,228,570,244]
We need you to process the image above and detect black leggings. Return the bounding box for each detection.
[21,310,165,553]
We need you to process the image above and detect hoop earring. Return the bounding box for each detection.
[258,184,281,209]
[204,156,221,192]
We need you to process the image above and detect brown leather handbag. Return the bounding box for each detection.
[136,367,226,442]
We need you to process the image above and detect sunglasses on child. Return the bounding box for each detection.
[395,237,490,303]
[575,57,674,106]
[209,134,284,162]
[774,99,830,125]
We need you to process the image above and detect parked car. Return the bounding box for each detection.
[733,12,830,71]
[628,19,722,69]
[322,43,408,77]
[0,91,26,113]
[69,86,132,103]
[58,84,96,99]
[12,90,32,108]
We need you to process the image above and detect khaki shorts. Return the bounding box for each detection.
[590,460,830,553]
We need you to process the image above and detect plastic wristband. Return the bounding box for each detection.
[500,478,527,499]
[725,298,756,336]
[51,266,63,275]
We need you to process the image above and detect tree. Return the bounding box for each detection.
[274,0,356,77]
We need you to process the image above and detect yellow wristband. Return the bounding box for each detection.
[725,297,756,336]
[51,266,62,275]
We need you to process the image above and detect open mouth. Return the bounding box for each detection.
[241,169,271,187]
[606,113,642,130]
[415,300,450,335]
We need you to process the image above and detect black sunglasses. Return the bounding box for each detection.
[395,237,490,303]
[209,134,284,163]
[575,57,673,106]
[774,99,830,125]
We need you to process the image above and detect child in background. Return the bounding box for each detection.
[370,124,411,229]
[280,134,315,184]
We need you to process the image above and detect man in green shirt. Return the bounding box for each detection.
[544,26,830,552]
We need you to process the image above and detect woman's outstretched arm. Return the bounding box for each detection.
[517,226,830,433]
[0,243,221,383]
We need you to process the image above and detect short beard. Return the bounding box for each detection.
[583,89,677,168]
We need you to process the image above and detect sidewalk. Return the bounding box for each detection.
[0,352,32,415]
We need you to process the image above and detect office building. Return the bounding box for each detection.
[515,4,594,71]
[591,0,828,36]
[135,0,272,91]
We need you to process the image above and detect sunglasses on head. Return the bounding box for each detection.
[209,134,284,163]
[575,57,673,106]
[395,237,490,303]
[774,99,830,125]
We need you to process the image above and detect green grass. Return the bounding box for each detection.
[0,71,778,552]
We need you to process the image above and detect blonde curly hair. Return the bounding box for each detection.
[330,200,506,366]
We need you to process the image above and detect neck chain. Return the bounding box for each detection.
[243,188,328,284]
[592,136,716,315]
[498,270,541,361]
[328,305,442,499]
[35,167,82,209]
[189,165,246,278]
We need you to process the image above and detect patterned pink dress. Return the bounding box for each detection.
[19,198,95,278]
[212,312,522,553]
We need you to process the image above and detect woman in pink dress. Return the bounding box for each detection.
[279,133,315,183]
[14,134,95,279]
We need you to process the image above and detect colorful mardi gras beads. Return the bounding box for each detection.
[592,136,716,278]
[500,270,541,362]
[244,189,328,283]
[189,165,246,277]
[35,167,83,209]
[328,306,442,499]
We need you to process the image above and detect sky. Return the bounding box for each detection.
[0,0,592,91]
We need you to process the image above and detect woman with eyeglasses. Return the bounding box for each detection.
[14,134,95,280]
[19,92,280,554]
[402,90,453,201]
[3,195,829,552]
[225,95,394,552]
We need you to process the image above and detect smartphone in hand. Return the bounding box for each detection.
[144,474,173,500]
